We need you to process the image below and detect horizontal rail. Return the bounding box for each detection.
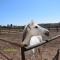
[0,39,24,47]
[25,35,60,51]
[0,35,60,60]
[0,35,60,49]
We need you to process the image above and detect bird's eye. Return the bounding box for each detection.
[35,26,38,28]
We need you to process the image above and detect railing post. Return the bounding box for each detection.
[21,47,25,60]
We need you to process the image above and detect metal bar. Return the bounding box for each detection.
[0,35,60,60]
[0,39,24,47]
[25,35,60,51]
[0,35,60,48]
[53,49,59,60]
[21,47,25,60]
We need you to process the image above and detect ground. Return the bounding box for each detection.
[0,28,60,60]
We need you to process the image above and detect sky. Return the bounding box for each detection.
[0,0,60,26]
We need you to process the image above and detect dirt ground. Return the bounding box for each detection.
[0,28,60,60]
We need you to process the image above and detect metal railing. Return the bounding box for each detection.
[0,35,60,60]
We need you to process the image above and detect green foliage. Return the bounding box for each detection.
[0,23,60,30]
